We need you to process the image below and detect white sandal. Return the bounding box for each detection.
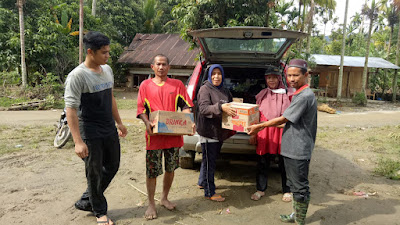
[282,192,292,202]
[251,191,265,201]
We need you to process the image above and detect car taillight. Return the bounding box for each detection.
[187,62,203,100]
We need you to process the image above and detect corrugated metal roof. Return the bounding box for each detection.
[311,54,400,69]
[118,33,199,67]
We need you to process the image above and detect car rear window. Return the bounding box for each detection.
[204,38,287,54]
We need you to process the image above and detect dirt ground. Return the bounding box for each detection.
[1,96,400,225]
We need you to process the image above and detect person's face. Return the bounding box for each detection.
[265,75,279,89]
[151,56,170,78]
[88,45,110,65]
[211,68,222,86]
[286,67,308,89]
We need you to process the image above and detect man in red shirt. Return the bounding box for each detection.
[137,54,193,220]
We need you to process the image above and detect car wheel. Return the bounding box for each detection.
[179,148,195,169]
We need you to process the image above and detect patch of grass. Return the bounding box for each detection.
[0,96,30,107]
[115,99,137,110]
[374,158,400,180]
[0,125,55,155]
[366,136,378,142]
[0,143,23,155]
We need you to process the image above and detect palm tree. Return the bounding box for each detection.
[143,0,156,33]
[385,7,398,59]
[361,0,379,97]
[79,0,83,63]
[16,0,27,88]
[393,0,400,102]
[306,0,337,55]
[92,0,96,16]
[319,8,334,37]
[337,0,349,100]
[265,0,276,27]
[276,0,293,29]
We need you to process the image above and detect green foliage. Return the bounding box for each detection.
[143,0,157,33]
[352,92,367,106]
[97,0,144,46]
[171,0,285,45]
[0,71,21,86]
[0,96,30,107]
[1,0,398,100]
[374,158,400,180]
[0,8,19,71]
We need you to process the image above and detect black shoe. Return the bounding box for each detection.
[74,200,92,212]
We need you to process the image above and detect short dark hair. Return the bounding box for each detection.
[300,68,307,75]
[83,31,110,52]
[152,54,169,65]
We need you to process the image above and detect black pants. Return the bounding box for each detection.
[283,156,310,202]
[79,134,120,218]
[256,154,290,193]
[199,141,222,197]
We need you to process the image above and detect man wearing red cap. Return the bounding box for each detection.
[247,59,317,225]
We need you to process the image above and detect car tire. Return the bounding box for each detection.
[179,149,195,169]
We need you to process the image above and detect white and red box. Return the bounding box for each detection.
[150,110,194,135]
[222,102,259,132]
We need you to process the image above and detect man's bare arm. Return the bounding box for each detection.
[247,116,289,135]
[111,94,127,137]
[66,107,88,158]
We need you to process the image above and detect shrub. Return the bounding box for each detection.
[374,158,400,180]
[352,92,367,106]
[0,71,20,86]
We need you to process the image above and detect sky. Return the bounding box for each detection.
[315,0,365,36]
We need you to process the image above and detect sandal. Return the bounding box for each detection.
[97,215,114,225]
[282,193,292,202]
[251,191,265,201]
[205,194,225,202]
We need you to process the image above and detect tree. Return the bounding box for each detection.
[79,0,83,64]
[361,0,379,97]
[306,0,337,56]
[265,0,276,27]
[337,0,349,100]
[92,0,96,16]
[393,0,400,102]
[143,0,156,33]
[16,0,27,88]
[275,0,296,29]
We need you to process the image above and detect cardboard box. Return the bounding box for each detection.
[222,102,259,132]
[150,110,194,135]
[232,97,243,103]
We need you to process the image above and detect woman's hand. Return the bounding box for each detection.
[221,103,236,117]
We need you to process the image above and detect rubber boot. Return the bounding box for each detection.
[280,200,295,223]
[293,198,310,225]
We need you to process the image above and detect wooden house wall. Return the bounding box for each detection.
[312,66,367,98]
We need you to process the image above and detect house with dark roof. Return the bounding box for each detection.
[118,33,200,87]
[310,54,400,99]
